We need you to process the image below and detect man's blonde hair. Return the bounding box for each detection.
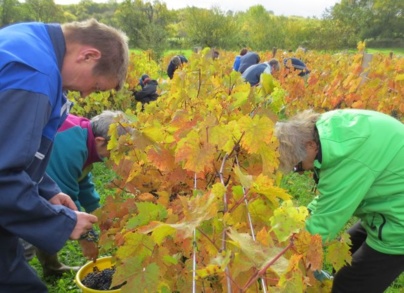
[275,109,321,172]
[62,19,129,90]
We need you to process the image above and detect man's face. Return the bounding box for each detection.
[62,48,118,97]
[64,66,118,98]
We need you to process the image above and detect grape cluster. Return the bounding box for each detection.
[82,267,115,290]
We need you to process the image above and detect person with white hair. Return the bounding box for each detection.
[275,109,404,292]
[29,110,129,277]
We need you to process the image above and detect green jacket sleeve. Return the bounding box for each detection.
[306,159,375,242]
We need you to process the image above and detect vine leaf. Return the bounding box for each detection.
[325,232,352,271]
[227,228,289,275]
[270,200,308,242]
[113,257,159,293]
[175,129,216,173]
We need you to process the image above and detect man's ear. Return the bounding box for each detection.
[95,136,107,146]
[78,48,101,62]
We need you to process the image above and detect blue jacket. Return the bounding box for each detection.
[233,55,241,71]
[46,115,103,213]
[283,57,310,76]
[238,52,260,74]
[242,62,272,86]
[0,22,76,254]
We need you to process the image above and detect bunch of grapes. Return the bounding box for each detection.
[82,267,115,290]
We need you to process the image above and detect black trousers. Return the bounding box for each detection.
[332,222,404,293]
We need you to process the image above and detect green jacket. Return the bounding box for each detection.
[306,109,404,255]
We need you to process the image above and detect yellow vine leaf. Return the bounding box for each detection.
[227,228,289,275]
[196,250,231,278]
[278,254,304,292]
[147,146,176,172]
[234,166,253,189]
[325,232,352,271]
[270,200,308,242]
[261,73,276,95]
[294,230,323,271]
[238,115,275,154]
[139,192,219,239]
[113,259,159,293]
[251,174,291,202]
[175,130,216,173]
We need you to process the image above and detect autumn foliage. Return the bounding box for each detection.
[70,44,403,292]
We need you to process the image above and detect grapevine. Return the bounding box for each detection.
[77,45,403,292]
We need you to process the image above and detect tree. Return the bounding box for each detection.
[114,0,172,58]
[24,0,64,22]
[182,6,239,49]
[0,0,27,27]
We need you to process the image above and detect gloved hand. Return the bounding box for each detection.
[313,269,333,281]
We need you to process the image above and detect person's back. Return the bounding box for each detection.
[167,55,188,79]
[238,51,260,73]
[133,78,159,104]
[242,63,269,86]
[242,59,280,86]
[283,57,310,76]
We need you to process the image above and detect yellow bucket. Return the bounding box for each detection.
[75,256,121,293]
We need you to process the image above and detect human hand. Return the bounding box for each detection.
[70,211,98,240]
[79,239,99,261]
[49,192,78,211]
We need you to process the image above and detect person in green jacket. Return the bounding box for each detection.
[275,109,404,292]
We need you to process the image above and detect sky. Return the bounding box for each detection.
[54,0,341,18]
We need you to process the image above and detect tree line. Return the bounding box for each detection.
[1,0,403,58]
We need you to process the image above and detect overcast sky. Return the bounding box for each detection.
[54,0,341,18]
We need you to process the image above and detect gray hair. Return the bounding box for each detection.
[62,19,129,91]
[91,110,127,141]
[268,58,280,72]
[171,56,181,66]
[274,109,321,172]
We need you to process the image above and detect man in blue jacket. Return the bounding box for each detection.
[0,19,129,292]
[238,51,260,74]
[242,59,280,86]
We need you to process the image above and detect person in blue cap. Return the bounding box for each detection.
[283,57,310,77]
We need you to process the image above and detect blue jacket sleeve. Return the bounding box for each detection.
[0,89,76,254]
[38,172,62,200]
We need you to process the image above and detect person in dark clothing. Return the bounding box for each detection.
[133,76,159,104]
[238,51,260,74]
[139,74,150,89]
[167,55,188,79]
[242,59,280,86]
[283,57,310,77]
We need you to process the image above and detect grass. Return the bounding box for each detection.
[29,165,404,292]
